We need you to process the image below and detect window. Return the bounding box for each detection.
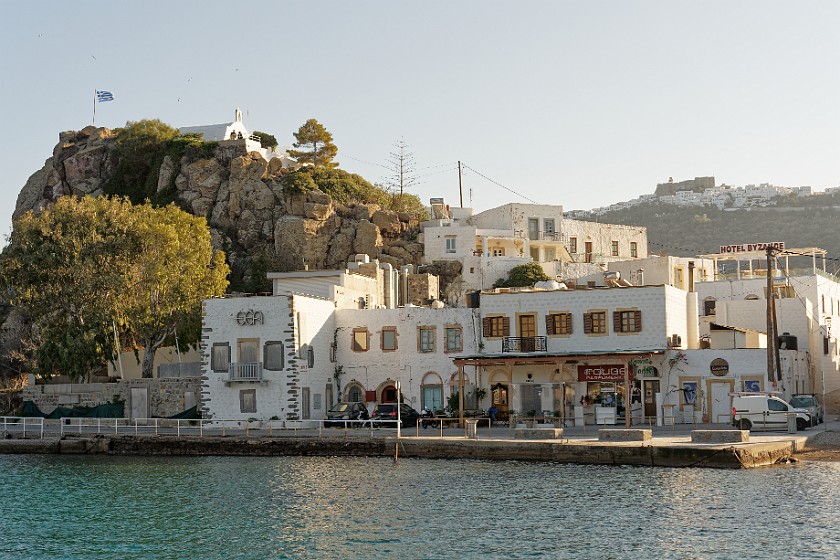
[482,316,510,338]
[352,329,369,352]
[419,326,436,353]
[546,312,573,335]
[583,311,607,334]
[569,237,577,254]
[211,343,230,372]
[307,346,315,367]
[544,219,555,235]
[585,241,593,263]
[264,341,284,371]
[613,310,642,333]
[611,240,619,257]
[445,326,462,352]
[630,242,638,258]
[492,248,505,257]
[673,267,685,289]
[381,327,398,351]
[239,389,256,413]
[704,298,716,317]
[445,236,456,253]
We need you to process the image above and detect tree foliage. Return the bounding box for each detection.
[104,119,216,206]
[1,196,229,380]
[287,118,338,167]
[251,130,278,149]
[493,262,549,288]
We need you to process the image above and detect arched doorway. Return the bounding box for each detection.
[345,382,365,404]
[378,381,398,403]
[421,372,443,413]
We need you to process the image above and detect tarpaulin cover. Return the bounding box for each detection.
[20,400,124,419]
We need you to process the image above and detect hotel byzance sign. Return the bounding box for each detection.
[718,242,785,254]
[577,364,636,382]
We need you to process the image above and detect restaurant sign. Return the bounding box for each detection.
[710,358,729,376]
[577,364,634,382]
[718,242,785,254]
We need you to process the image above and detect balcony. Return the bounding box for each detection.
[502,336,547,353]
[226,362,264,383]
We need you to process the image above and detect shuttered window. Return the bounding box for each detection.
[583,311,607,334]
[614,310,642,333]
[546,313,573,335]
[482,316,510,337]
[211,343,230,372]
[264,341,284,371]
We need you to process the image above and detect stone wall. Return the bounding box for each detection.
[19,378,202,418]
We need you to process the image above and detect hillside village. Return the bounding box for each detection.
[566,175,840,218]
[11,111,840,433]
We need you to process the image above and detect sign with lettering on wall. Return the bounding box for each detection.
[718,242,785,254]
[577,364,634,382]
[710,358,729,376]
[236,309,264,325]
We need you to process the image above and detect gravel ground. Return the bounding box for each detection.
[795,430,840,462]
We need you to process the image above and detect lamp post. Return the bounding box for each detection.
[396,380,402,438]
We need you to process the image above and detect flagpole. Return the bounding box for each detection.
[93,89,96,125]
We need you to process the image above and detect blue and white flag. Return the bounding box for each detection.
[96,90,114,102]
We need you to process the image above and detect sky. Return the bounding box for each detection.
[2,1,839,239]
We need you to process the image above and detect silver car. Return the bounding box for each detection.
[789,395,823,426]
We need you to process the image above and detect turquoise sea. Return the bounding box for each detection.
[1,454,838,559]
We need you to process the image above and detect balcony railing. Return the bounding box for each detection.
[501,336,547,353]
[227,362,264,382]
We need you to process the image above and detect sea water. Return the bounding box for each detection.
[1,454,838,559]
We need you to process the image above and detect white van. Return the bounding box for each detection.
[731,393,811,432]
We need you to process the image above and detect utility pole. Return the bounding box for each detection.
[458,160,464,207]
[766,246,777,386]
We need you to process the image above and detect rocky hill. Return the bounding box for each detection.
[590,202,840,271]
[13,126,432,292]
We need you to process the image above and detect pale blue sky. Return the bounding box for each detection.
[2,1,839,239]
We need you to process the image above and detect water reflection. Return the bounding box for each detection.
[1,455,839,559]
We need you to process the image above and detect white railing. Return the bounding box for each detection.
[1,416,45,438]
[228,362,263,381]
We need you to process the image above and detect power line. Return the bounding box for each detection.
[460,163,539,204]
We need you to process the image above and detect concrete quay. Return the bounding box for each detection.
[2,420,831,469]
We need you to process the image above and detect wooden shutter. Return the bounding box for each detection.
[564,313,572,334]
[583,313,592,334]
[482,317,491,337]
[502,316,510,337]
[613,311,622,333]
[634,310,642,332]
[545,314,555,335]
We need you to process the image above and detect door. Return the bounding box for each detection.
[543,219,555,237]
[237,338,259,364]
[519,314,536,351]
[766,397,790,428]
[130,387,148,420]
[423,385,443,412]
[643,380,659,418]
[301,387,311,420]
[709,382,732,424]
[528,218,539,240]
[585,241,593,263]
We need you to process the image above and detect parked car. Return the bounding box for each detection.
[731,393,810,432]
[325,402,369,427]
[789,395,823,426]
[371,403,421,428]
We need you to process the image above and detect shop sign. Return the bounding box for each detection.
[236,309,264,325]
[710,358,729,376]
[719,242,784,254]
[577,364,634,382]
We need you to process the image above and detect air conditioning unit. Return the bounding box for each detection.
[668,334,683,348]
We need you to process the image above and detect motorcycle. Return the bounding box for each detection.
[419,408,434,429]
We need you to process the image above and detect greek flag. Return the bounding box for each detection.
[96,90,114,102]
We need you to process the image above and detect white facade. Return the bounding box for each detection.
[201,293,336,422]
[335,307,480,412]
[608,256,715,290]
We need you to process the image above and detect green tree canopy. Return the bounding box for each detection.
[1,196,229,380]
[251,130,278,149]
[493,262,550,288]
[287,118,338,167]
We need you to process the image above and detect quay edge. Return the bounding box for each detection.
[0,435,799,469]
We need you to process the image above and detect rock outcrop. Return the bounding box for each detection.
[13,127,426,288]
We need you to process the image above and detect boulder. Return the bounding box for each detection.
[353,219,382,256]
[372,210,401,235]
